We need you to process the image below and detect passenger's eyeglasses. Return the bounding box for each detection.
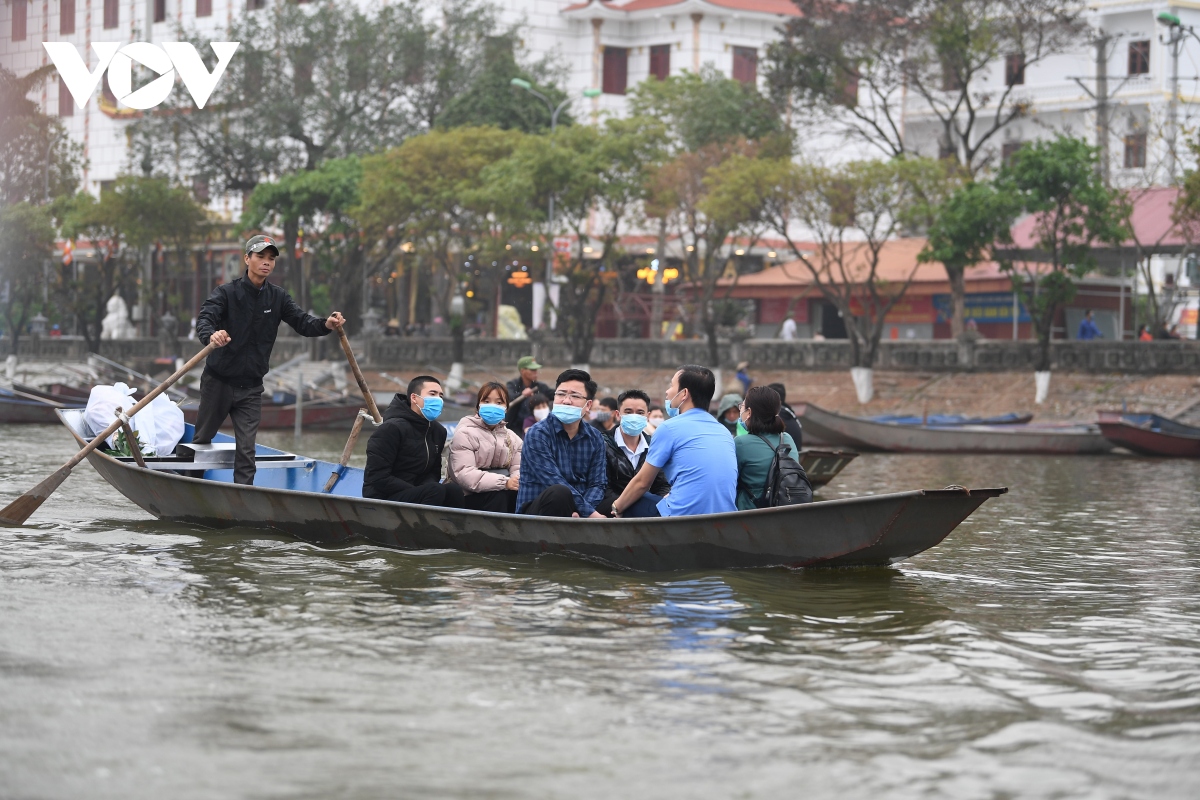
[553,391,588,403]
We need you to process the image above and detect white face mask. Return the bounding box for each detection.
[533,407,550,421]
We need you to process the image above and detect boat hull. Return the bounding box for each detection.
[180,401,363,430]
[795,402,1112,455]
[54,411,1004,572]
[1097,411,1200,457]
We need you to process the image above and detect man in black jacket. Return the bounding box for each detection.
[595,389,670,516]
[194,235,344,485]
[363,375,465,508]
[768,382,803,449]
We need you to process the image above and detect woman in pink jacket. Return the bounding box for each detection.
[448,382,523,513]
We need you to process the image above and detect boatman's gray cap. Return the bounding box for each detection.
[245,235,279,255]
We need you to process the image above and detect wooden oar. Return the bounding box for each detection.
[0,343,215,526]
[335,325,382,424]
[322,409,368,493]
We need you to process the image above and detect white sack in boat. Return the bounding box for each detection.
[84,382,185,456]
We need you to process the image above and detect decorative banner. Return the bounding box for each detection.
[849,294,934,323]
[933,292,1030,323]
[553,238,572,254]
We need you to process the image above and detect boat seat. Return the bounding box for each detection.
[108,443,315,471]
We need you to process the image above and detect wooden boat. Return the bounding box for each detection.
[50,409,1005,572]
[1096,410,1200,457]
[0,388,75,424]
[794,402,1112,455]
[799,449,858,488]
[868,412,1033,426]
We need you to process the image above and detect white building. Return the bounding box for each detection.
[0,0,799,200]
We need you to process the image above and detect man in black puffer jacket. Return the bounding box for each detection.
[595,389,670,516]
[363,375,465,508]
[194,235,343,485]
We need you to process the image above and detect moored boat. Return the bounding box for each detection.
[48,408,1005,571]
[1096,410,1200,457]
[795,402,1112,455]
[0,388,75,424]
[798,449,858,488]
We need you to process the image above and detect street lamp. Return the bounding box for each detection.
[511,78,603,329]
[1156,12,1194,183]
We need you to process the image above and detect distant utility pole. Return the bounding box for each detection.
[1072,34,1128,186]
[1157,11,1194,184]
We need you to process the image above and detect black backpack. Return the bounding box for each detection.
[749,435,813,508]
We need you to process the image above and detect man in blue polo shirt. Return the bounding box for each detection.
[608,364,737,518]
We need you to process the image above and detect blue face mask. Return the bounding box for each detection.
[478,404,506,426]
[620,414,648,436]
[552,404,583,424]
[665,389,683,418]
[419,396,443,421]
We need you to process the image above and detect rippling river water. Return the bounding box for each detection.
[2,423,1199,799]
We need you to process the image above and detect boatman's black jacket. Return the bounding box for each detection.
[363,394,448,499]
[196,273,330,389]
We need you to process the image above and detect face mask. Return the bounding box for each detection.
[647,415,663,429]
[595,411,612,424]
[478,404,506,426]
[735,419,748,437]
[620,414,648,436]
[552,404,583,424]
[665,389,683,418]
[419,396,443,421]
[532,407,549,421]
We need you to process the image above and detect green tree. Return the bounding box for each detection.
[486,118,666,363]
[0,203,56,348]
[709,154,955,371]
[919,180,1018,338]
[994,136,1129,370]
[437,38,571,133]
[0,65,82,206]
[357,127,525,362]
[61,178,206,351]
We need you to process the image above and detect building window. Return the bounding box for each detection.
[1001,141,1023,166]
[602,47,628,95]
[649,44,670,81]
[941,57,963,92]
[1128,41,1150,75]
[58,77,74,117]
[1124,133,1147,168]
[1005,53,1025,86]
[60,0,75,34]
[838,68,859,108]
[103,0,119,29]
[154,0,166,22]
[12,0,27,41]
[247,0,266,11]
[196,0,211,15]
[294,57,314,96]
[732,46,757,84]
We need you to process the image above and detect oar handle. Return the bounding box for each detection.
[337,326,382,424]
[68,343,216,469]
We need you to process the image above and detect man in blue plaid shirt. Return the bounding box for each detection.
[517,369,608,518]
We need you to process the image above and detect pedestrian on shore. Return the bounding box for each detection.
[780,315,797,341]
[1077,309,1103,340]
[736,361,753,393]
[194,235,344,485]
[363,375,465,509]
[1138,324,1153,341]
[505,356,552,438]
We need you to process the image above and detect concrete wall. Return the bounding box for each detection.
[8,336,1198,375]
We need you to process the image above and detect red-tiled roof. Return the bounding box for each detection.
[1009,186,1186,251]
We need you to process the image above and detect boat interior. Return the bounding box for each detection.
[58,409,365,497]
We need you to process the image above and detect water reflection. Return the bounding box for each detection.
[3,424,1200,797]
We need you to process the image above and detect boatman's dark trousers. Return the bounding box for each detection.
[193,371,263,485]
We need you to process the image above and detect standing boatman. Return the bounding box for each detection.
[194,235,346,485]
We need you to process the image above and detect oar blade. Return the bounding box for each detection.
[0,465,73,526]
